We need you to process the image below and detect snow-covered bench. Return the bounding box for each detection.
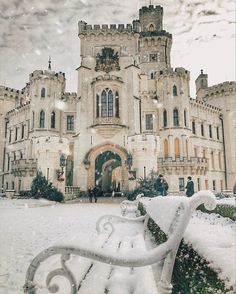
[120,193,143,216]
[23,191,216,294]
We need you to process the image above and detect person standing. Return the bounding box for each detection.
[88,187,93,203]
[162,177,169,196]
[185,176,194,197]
[154,174,164,196]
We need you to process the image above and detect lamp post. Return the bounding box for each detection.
[57,154,66,181]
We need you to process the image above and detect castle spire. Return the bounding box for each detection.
[48,56,51,70]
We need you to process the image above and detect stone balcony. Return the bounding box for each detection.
[11,159,37,177]
[157,157,208,174]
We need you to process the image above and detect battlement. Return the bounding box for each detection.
[78,20,140,35]
[189,97,222,113]
[6,100,31,116]
[29,70,65,81]
[156,67,190,79]
[0,86,24,98]
[204,81,236,97]
[139,5,163,15]
[61,92,78,103]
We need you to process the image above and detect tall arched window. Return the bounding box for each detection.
[108,90,113,117]
[115,91,119,117]
[174,138,180,158]
[101,90,107,117]
[39,110,45,128]
[184,109,187,127]
[163,109,167,127]
[96,94,100,117]
[97,89,119,118]
[173,85,177,96]
[173,109,179,126]
[164,139,169,158]
[51,111,56,128]
[41,88,46,98]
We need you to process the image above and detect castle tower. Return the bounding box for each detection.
[139,5,172,77]
[195,69,208,100]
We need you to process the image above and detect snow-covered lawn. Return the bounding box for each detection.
[0,198,235,293]
[0,199,120,294]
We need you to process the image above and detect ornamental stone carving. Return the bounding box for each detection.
[95,48,120,73]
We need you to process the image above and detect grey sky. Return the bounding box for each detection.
[0,0,235,97]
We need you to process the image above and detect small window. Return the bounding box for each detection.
[149,24,154,32]
[150,54,157,62]
[197,178,200,191]
[15,127,18,141]
[9,130,12,143]
[115,92,119,118]
[67,115,74,131]
[173,85,177,96]
[6,182,8,190]
[212,180,216,191]
[209,125,212,138]
[192,121,196,134]
[21,125,25,139]
[7,155,10,171]
[146,114,153,130]
[184,110,187,127]
[173,109,179,126]
[41,88,46,98]
[39,110,45,128]
[201,123,204,136]
[51,111,56,129]
[96,94,100,117]
[12,181,15,190]
[163,110,167,127]
[216,126,219,140]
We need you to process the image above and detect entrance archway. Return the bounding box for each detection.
[95,151,121,192]
[83,143,129,192]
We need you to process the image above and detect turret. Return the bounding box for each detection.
[139,5,163,32]
[195,69,208,100]
[138,5,172,76]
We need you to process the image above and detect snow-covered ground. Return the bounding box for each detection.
[0,199,120,294]
[0,198,235,293]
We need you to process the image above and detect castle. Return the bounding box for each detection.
[0,5,235,197]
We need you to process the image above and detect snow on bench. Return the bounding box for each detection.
[23,190,216,294]
[120,193,143,217]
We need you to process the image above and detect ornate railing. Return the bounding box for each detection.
[11,159,37,177]
[157,157,208,168]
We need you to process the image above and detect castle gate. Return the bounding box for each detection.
[84,143,129,192]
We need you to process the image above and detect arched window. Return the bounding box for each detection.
[39,110,45,128]
[98,89,118,118]
[32,111,35,129]
[41,88,46,98]
[96,94,100,117]
[173,109,179,126]
[149,24,154,32]
[173,85,177,96]
[174,138,180,158]
[51,111,56,128]
[108,90,113,117]
[101,90,107,117]
[115,91,119,117]
[184,109,187,127]
[163,109,167,127]
[164,139,168,158]
[150,72,155,79]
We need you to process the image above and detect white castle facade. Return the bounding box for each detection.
[0,5,235,197]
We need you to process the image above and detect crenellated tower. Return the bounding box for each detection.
[138,5,172,77]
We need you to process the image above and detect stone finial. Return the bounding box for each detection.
[48,56,51,70]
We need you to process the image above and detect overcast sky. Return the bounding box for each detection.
[0,0,235,97]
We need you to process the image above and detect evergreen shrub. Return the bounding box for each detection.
[30,172,64,202]
[138,203,231,294]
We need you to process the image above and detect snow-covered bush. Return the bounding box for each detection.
[30,172,64,202]
[127,177,157,200]
[197,203,236,221]
[138,203,231,294]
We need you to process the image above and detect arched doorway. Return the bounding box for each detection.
[84,143,130,192]
[95,151,121,192]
